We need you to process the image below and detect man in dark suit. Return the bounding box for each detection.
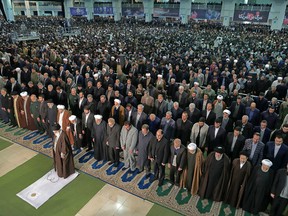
[186,103,201,124]
[201,103,216,126]
[106,118,121,167]
[254,120,271,144]
[75,69,84,87]
[225,127,245,160]
[264,134,288,171]
[174,86,188,109]
[235,115,254,139]
[261,105,278,130]
[245,102,260,126]
[131,104,147,130]
[205,118,226,154]
[242,132,265,167]
[154,94,168,119]
[254,92,269,112]
[82,105,94,151]
[197,94,211,111]
[56,86,68,109]
[149,129,170,186]
[168,138,186,186]
[0,88,10,123]
[5,77,21,94]
[38,94,48,134]
[175,111,193,147]
[77,91,87,118]
[160,111,175,141]
[229,96,245,122]
[171,102,183,121]
[270,164,288,216]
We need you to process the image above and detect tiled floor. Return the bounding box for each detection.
[0,144,37,177]
[76,184,154,216]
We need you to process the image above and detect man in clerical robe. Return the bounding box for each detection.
[180,143,204,195]
[11,91,27,128]
[20,91,37,131]
[225,151,252,208]
[52,123,75,179]
[91,115,108,161]
[56,104,73,145]
[110,98,125,126]
[198,146,230,202]
[242,159,274,215]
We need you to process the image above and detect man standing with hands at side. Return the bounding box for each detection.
[120,121,138,172]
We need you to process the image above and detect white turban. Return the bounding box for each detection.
[16,67,21,72]
[223,109,231,115]
[188,143,197,151]
[114,99,121,104]
[68,115,76,121]
[194,82,199,86]
[63,58,68,62]
[157,74,162,78]
[262,159,273,167]
[188,63,192,67]
[20,91,28,97]
[217,95,223,100]
[145,73,151,77]
[94,115,103,120]
[57,105,65,110]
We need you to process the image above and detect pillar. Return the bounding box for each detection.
[24,0,31,18]
[269,0,287,30]
[143,0,154,23]
[180,0,192,24]
[85,0,94,21]
[63,0,73,19]
[112,0,122,22]
[1,0,14,21]
[221,0,236,27]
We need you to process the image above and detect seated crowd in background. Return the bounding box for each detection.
[0,16,288,215]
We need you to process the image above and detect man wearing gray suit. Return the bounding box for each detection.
[106,118,121,167]
[120,121,138,172]
[242,132,265,167]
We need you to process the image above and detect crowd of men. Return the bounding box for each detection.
[0,16,288,215]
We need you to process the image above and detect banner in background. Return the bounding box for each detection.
[233,10,269,23]
[70,7,87,16]
[94,6,113,15]
[153,7,179,17]
[122,6,144,17]
[190,9,221,20]
[284,13,288,25]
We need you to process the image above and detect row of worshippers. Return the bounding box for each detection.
[1,89,288,173]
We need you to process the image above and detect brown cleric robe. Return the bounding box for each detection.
[14,95,27,128]
[180,148,204,195]
[225,158,252,208]
[53,130,75,178]
[57,110,74,145]
[23,97,37,130]
[198,152,230,202]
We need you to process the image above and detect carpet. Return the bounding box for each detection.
[17,169,79,209]
[0,123,251,216]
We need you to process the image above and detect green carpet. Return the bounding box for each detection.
[0,154,105,216]
[147,204,183,216]
[0,138,12,151]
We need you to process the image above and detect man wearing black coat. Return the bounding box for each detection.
[185,103,201,124]
[229,96,245,122]
[175,112,193,146]
[168,139,186,186]
[205,118,226,154]
[219,109,234,133]
[201,103,216,126]
[235,115,254,139]
[254,120,272,145]
[270,164,288,216]
[106,118,121,167]
[149,129,170,186]
[131,104,147,130]
[0,88,10,123]
[225,127,245,161]
[96,95,111,122]
[56,86,68,109]
[82,106,94,151]
[254,93,269,112]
